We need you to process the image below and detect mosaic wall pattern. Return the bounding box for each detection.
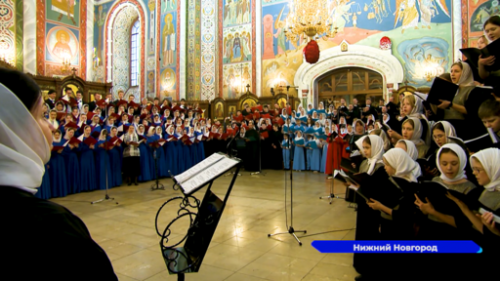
[111,6,139,95]
[0,0,16,66]
[14,0,22,70]
[187,0,196,99]
[200,0,217,101]
[219,0,256,99]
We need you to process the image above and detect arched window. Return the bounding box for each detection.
[130,20,140,87]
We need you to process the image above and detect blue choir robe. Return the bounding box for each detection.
[306,143,313,171]
[181,142,192,172]
[94,138,113,190]
[36,164,52,200]
[62,141,81,194]
[138,136,153,182]
[282,139,291,169]
[147,135,168,178]
[79,137,97,191]
[187,136,197,168]
[153,121,163,129]
[91,125,101,137]
[320,142,328,173]
[292,139,306,171]
[164,134,177,176]
[194,133,205,164]
[108,143,122,187]
[311,143,322,171]
[49,140,68,198]
[157,141,169,178]
[104,124,114,133]
[170,140,181,175]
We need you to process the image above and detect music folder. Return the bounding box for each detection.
[173,152,241,195]
[460,39,500,71]
[426,77,459,105]
[341,157,359,173]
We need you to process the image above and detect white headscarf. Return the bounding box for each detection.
[457,61,475,87]
[147,126,156,137]
[384,148,421,182]
[409,96,425,118]
[354,119,366,135]
[404,117,425,145]
[355,135,385,175]
[471,148,500,191]
[397,139,419,161]
[382,113,390,124]
[295,131,303,141]
[0,83,51,194]
[436,143,467,183]
[433,121,457,145]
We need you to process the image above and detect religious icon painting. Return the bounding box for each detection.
[223,25,252,64]
[222,0,251,27]
[45,23,79,64]
[215,102,224,120]
[46,0,80,27]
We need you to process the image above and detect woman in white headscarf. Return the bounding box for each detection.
[354,135,385,175]
[433,62,476,139]
[395,139,419,161]
[0,69,117,279]
[446,147,500,277]
[351,135,387,279]
[413,143,478,279]
[400,117,428,158]
[431,121,458,147]
[367,148,421,237]
[356,148,421,280]
[123,124,141,185]
[468,148,500,227]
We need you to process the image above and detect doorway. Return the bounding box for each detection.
[314,67,384,107]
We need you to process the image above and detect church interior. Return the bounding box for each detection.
[1,0,500,280]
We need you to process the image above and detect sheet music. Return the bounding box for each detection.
[174,153,225,184]
[180,157,240,195]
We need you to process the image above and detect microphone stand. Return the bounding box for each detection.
[92,136,118,204]
[268,121,306,245]
[225,127,241,177]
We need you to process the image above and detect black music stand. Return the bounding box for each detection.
[156,153,241,280]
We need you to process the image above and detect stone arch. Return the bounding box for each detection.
[294,44,404,105]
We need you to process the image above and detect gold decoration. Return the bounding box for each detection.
[283,0,339,44]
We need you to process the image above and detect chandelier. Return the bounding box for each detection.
[283,0,338,64]
[284,0,338,42]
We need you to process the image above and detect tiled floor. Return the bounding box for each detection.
[52,170,358,281]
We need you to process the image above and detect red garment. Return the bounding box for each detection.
[325,134,335,175]
[325,133,349,175]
